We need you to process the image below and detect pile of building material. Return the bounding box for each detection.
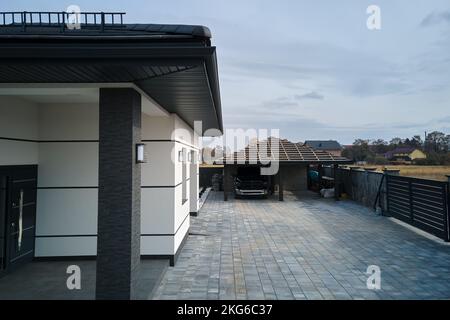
[320,188,335,198]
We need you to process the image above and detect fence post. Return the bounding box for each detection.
[349,167,359,200]
[382,169,400,216]
[363,168,375,207]
[446,175,450,241]
[22,11,27,32]
[408,180,414,223]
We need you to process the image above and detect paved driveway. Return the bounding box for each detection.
[153,191,450,300]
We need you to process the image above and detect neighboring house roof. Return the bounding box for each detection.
[305,140,342,150]
[217,138,351,164]
[0,12,222,135]
[385,147,420,159]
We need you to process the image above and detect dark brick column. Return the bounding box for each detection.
[96,88,141,300]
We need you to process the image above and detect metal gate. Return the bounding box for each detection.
[386,175,450,241]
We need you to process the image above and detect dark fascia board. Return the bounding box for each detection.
[0,43,216,60]
[204,50,223,134]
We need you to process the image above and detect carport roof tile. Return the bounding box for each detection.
[217,138,351,164]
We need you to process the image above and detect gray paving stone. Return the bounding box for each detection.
[154,191,450,300]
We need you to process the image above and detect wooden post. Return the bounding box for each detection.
[383,169,400,217]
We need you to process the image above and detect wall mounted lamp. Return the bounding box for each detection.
[136,143,146,163]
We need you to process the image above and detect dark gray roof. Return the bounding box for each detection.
[0,18,222,135]
[0,23,212,40]
[304,140,342,151]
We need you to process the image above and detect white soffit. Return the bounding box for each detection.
[0,83,169,117]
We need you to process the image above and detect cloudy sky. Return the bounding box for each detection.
[7,0,450,144]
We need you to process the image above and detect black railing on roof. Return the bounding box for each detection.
[0,11,126,32]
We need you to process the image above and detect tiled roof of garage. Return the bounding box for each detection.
[219,138,351,164]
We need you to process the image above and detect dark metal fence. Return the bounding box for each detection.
[386,175,450,241]
[322,166,387,210]
[322,165,450,241]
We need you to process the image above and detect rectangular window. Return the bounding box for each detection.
[182,148,188,204]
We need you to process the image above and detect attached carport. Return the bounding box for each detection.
[220,139,352,201]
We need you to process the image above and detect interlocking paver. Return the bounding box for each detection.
[153,191,450,300]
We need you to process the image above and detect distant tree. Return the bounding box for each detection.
[425,131,447,153]
[346,132,448,163]
[372,139,387,145]
[370,139,389,154]
[411,135,423,148]
[445,135,450,152]
[389,137,403,146]
[343,139,374,162]
[415,151,450,165]
[353,139,370,146]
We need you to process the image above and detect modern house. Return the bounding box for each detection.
[0,11,222,299]
[219,138,351,201]
[385,147,427,163]
[305,140,343,157]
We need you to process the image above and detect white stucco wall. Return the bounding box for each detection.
[35,103,99,257]
[0,97,39,165]
[0,96,198,259]
[140,113,198,256]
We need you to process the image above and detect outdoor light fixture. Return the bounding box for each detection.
[178,150,184,162]
[136,143,146,163]
[187,151,192,163]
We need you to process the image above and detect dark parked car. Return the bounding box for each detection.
[233,167,269,198]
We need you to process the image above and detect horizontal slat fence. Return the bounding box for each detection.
[386,175,449,241]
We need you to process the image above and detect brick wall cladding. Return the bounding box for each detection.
[96,88,141,300]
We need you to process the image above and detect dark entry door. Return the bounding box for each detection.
[0,175,7,273]
[0,165,37,274]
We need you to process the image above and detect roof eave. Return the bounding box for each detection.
[0,40,222,134]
